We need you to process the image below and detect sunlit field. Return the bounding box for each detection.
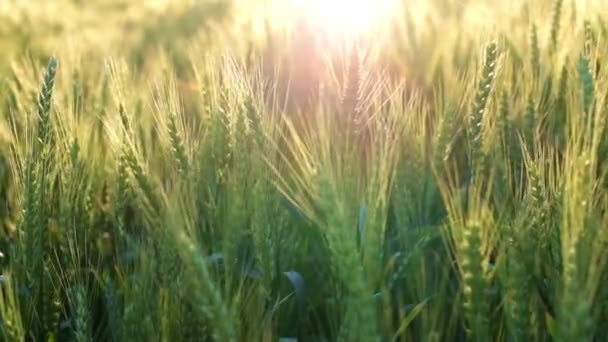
[1,0,608,340]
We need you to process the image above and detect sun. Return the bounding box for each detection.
[294,0,396,36]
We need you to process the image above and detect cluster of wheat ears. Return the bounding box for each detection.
[0,0,608,341]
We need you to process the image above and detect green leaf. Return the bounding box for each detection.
[391,299,429,341]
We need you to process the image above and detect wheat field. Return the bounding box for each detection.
[1,0,608,341]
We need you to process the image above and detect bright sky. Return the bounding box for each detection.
[293,0,398,36]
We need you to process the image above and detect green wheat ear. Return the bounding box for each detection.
[495,91,519,200]
[577,55,594,118]
[125,147,161,219]
[114,146,130,243]
[507,159,544,341]
[72,285,91,342]
[506,232,532,341]
[549,0,563,53]
[36,56,58,150]
[461,220,489,342]
[167,111,189,174]
[559,242,594,342]
[530,24,540,78]
[433,104,458,175]
[583,20,593,57]
[0,273,25,341]
[551,60,569,145]
[468,41,498,180]
[118,104,132,135]
[342,42,366,135]
[498,91,510,148]
[556,60,569,105]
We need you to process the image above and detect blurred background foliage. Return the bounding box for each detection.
[1,0,608,341]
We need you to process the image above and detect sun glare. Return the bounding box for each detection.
[294,0,396,36]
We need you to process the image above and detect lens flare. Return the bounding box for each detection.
[294,0,396,36]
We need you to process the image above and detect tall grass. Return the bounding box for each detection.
[0,0,607,341]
